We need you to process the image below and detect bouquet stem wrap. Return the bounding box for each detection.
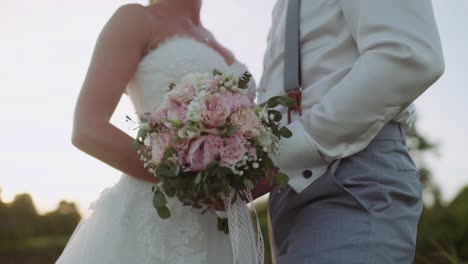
[221,190,264,264]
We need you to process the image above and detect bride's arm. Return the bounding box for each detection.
[72,5,156,183]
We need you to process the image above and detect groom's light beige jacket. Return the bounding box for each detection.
[258,0,445,193]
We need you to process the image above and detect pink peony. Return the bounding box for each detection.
[172,137,191,170]
[229,107,263,138]
[187,135,223,171]
[166,102,188,124]
[149,107,168,126]
[220,132,247,167]
[151,132,172,165]
[221,91,253,112]
[201,93,230,128]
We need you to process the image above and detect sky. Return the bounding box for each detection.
[0,0,467,214]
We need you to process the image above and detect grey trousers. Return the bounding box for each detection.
[269,121,423,264]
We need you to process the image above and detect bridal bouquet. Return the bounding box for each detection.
[130,69,293,232]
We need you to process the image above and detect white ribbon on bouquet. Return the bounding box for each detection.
[219,190,264,264]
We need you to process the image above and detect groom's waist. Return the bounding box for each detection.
[373,121,405,143]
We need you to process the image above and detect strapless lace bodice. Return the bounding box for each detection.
[56,36,252,264]
[127,36,255,115]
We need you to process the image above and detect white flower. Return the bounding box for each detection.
[224,80,233,88]
[252,162,259,169]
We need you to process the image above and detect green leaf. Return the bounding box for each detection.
[277,96,295,107]
[156,206,171,219]
[137,128,148,141]
[226,125,238,137]
[243,178,255,190]
[163,148,176,159]
[265,96,284,108]
[168,117,182,128]
[195,172,202,184]
[155,165,176,178]
[131,140,140,151]
[153,191,167,208]
[279,126,293,138]
[171,163,181,177]
[274,172,289,188]
[266,96,295,108]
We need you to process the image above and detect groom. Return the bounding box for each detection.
[255,0,444,263]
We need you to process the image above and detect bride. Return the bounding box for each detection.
[56,0,255,263]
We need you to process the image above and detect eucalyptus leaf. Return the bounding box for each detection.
[274,172,289,188]
[279,126,293,138]
[171,163,181,177]
[156,206,171,219]
[153,191,167,208]
[137,128,148,141]
[155,166,176,178]
[277,96,295,107]
[243,178,255,190]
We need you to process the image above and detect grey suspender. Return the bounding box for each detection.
[284,0,302,123]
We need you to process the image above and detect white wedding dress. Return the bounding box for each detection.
[56,36,255,264]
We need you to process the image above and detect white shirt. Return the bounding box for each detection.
[258,0,445,193]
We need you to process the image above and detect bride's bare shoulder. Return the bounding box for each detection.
[103,4,159,35]
[110,4,155,27]
[98,4,157,50]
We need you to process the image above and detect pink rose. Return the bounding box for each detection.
[151,132,172,165]
[168,83,196,103]
[229,107,263,138]
[187,135,223,171]
[221,91,253,112]
[220,132,247,167]
[201,93,230,128]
